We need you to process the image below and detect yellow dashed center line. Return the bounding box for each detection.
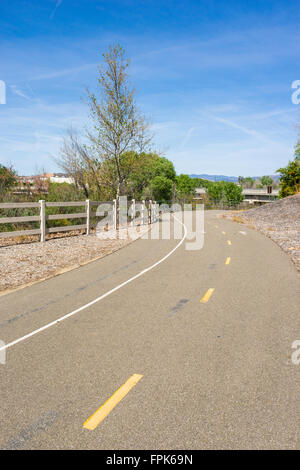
[200,288,215,304]
[83,374,143,431]
[222,231,226,235]
[225,257,231,265]
[227,240,232,245]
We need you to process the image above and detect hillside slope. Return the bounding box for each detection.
[225,194,300,272]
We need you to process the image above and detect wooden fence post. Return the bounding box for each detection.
[39,200,46,242]
[86,199,90,235]
[149,200,152,224]
[141,200,145,225]
[154,201,157,221]
[131,199,135,226]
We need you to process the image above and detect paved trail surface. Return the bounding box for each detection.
[0,211,299,449]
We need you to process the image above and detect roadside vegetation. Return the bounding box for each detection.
[205,181,243,207]
[276,140,300,198]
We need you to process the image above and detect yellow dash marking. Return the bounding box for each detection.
[215,225,219,228]
[83,374,143,431]
[222,231,226,235]
[200,288,215,304]
[225,257,231,265]
[227,240,232,245]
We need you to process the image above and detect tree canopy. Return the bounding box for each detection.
[238,176,255,188]
[276,159,300,198]
[0,164,17,198]
[206,181,244,206]
[175,174,196,202]
[260,175,274,187]
[86,44,151,198]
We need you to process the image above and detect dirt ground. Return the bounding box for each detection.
[0,226,149,293]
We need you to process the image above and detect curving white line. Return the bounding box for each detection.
[0,215,187,353]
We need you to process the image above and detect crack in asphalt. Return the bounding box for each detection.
[3,410,59,450]
[168,298,190,317]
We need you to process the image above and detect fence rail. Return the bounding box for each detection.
[0,202,40,209]
[0,199,159,243]
[0,215,41,224]
[0,229,42,238]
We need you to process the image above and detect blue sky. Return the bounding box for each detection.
[0,0,299,176]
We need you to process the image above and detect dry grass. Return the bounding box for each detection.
[231,216,246,224]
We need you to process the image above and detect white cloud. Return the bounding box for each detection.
[0,99,90,173]
[208,115,273,143]
[180,127,195,149]
[29,63,98,81]
[50,0,63,20]
[10,85,30,100]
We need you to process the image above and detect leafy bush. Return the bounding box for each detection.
[175,174,195,201]
[150,175,173,202]
[223,182,244,205]
[260,175,274,187]
[0,164,17,198]
[206,182,224,203]
[276,159,300,197]
[206,181,244,206]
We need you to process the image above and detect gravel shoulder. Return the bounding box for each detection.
[223,194,300,272]
[0,226,148,294]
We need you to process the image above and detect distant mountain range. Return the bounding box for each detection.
[190,174,280,182]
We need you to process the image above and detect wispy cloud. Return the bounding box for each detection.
[180,127,195,149]
[50,0,63,20]
[208,114,275,144]
[10,85,30,100]
[0,2,298,175]
[0,100,90,173]
[29,62,98,82]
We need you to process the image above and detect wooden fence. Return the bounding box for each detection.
[0,199,159,243]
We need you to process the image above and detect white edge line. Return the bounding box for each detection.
[0,216,187,353]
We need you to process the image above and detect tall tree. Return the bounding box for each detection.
[260,175,274,187]
[87,44,151,198]
[294,140,300,163]
[243,177,255,188]
[0,164,17,197]
[54,128,90,198]
[176,174,195,202]
[276,159,300,197]
[295,123,300,163]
